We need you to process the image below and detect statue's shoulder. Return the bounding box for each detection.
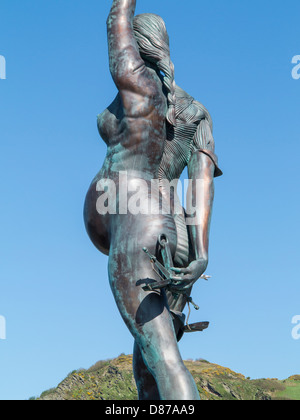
[174,85,194,118]
[175,85,208,124]
[175,85,194,101]
[175,84,213,131]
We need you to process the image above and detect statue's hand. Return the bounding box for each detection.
[169,258,208,292]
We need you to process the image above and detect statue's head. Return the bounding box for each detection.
[133,13,170,58]
[133,14,176,126]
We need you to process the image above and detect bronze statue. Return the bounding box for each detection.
[84,0,222,400]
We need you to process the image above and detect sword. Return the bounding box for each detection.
[142,247,174,290]
[142,235,201,311]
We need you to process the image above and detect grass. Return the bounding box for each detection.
[35,355,300,400]
[274,380,300,400]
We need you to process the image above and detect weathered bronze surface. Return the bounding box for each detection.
[84,0,222,400]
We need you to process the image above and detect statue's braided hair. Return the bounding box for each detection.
[133,13,176,126]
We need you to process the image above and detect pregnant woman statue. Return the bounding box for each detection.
[84,0,222,400]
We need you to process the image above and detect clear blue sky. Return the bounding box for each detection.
[0,0,299,400]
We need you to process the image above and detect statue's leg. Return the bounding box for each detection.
[108,235,200,400]
[133,340,160,400]
[132,308,188,399]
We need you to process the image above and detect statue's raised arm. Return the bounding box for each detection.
[106,0,176,124]
[107,0,160,113]
[107,0,138,87]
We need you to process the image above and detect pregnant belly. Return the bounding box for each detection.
[84,170,183,259]
[84,178,111,256]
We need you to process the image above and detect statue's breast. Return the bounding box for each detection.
[97,94,123,145]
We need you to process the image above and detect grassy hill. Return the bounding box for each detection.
[34,355,300,400]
